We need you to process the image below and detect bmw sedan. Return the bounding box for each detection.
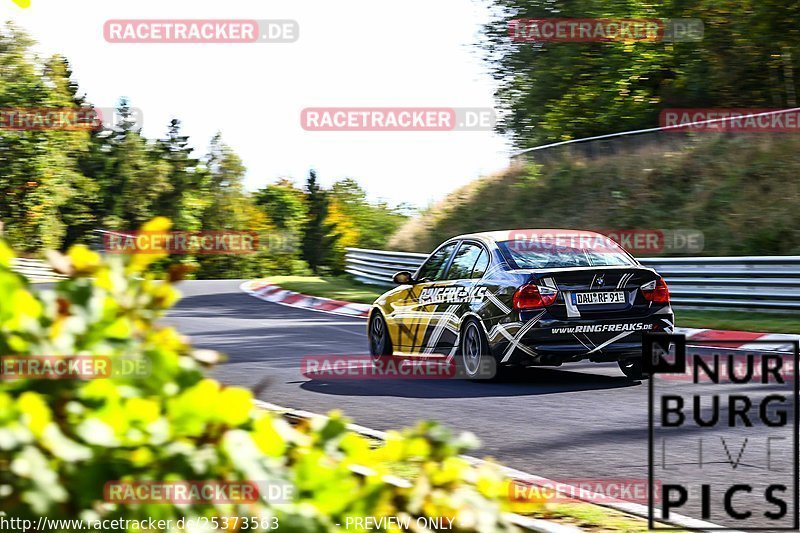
[367,230,674,380]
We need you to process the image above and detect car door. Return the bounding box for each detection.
[385,241,459,353]
[432,241,488,353]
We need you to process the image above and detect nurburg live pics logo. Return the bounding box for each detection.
[645,332,800,530]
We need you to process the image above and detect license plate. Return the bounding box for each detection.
[572,291,625,305]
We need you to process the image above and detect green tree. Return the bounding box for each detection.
[116,134,173,226]
[254,179,307,269]
[78,97,171,231]
[328,178,408,249]
[194,133,272,279]
[0,24,95,251]
[326,178,409,271]
[155,119,203,229]
[300,170,336,273]
[199,132,248,230]
[482,0,800,148]
[254,179,307,232]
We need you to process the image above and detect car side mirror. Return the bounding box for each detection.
[393,271,415,285]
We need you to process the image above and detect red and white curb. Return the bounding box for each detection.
[240,280,371,318]
[675,327,800,352]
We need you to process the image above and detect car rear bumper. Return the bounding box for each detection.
[493,310,674,366]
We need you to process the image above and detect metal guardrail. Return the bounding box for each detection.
[510,107,800,163]
[345,247,800,311]
[3,229,124,281]
[345,248,429,286]
[10,258,65,281]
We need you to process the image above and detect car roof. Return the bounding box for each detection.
[449,229,610,244]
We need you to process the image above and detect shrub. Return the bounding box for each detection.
[0,219,518,531]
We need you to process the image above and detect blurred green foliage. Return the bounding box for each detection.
[300,170,338,275]
[0,232,519,531]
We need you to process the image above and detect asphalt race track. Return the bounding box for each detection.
[167,280,797,528]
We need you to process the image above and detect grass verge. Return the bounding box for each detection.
[528,503,654,532]
[263,275,385,304]
[676,309,800,334]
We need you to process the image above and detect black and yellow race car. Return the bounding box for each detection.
[367,230,674,380]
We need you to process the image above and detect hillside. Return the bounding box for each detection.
[388,134,800,256]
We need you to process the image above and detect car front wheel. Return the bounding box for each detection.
[369,312,392,361]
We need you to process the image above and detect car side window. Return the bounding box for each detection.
[445,243,483,280]
[417,242,458,282]
[471,249,489,279]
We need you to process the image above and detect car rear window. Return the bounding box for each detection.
[497,236,634,269]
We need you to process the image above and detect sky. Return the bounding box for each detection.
[1,0,511,208]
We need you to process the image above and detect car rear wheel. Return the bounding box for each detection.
[369,312,392,362]
[459,319,497,380]
[618,358,650,380]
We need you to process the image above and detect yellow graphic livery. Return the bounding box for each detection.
[10,0,31,7]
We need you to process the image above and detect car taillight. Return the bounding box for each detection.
[642,277,670,304]
[513,284,558,310]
